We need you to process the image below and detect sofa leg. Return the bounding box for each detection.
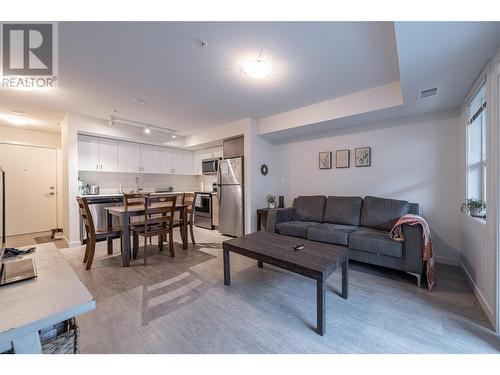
[407,272,421,288]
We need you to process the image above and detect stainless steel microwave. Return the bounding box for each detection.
[202,158,220,175]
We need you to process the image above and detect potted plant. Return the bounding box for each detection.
[461,198,486,218]
[266,194,277,209]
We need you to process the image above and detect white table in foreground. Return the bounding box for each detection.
[0,242,95,354]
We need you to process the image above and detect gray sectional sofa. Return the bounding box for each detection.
[267,195,424,286]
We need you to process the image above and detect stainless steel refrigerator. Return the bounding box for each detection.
[217,157,244,237]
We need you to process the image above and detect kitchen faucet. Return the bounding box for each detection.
[136,176,143,192]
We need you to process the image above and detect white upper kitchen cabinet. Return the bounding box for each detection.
[140,144,160,173]
[182,150,194,175]
[78,135,99,171]
[98,138,118,172]
[193,150,202,175]
[118,141,141,173]
[170,149,184,174]
[160,148,173,174]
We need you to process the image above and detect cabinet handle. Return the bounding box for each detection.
[100,164,103,170]
[96,164,99,170]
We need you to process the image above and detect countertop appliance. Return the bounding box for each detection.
[194,192,212,229]
[89,185,100,195]
[202,158,220,175]
[217,157,243,237]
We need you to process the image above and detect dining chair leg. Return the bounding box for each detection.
[85,238,97,270]
[169,228,175,257]
[159,234,164,252]
[189,222,196,244]
[143,236,148,266]
[133,233,139,259]
[83,240,91,263]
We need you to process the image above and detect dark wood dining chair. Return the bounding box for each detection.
[172,192,197,245]
[131,195,177,265]
[77,197,122,270]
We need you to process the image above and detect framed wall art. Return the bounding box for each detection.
[318,151,332,169]
[355,147,371,167]
[335,149,350,168]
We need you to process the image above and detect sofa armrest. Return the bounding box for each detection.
[266,208,294,233]
[402,224,423,275]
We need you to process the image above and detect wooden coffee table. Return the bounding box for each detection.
[222,231,348,336]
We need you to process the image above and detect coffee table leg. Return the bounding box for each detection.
[317,278,325,336]
[258,260,263,268]
[342,258,349,299]
[223,249,231,286]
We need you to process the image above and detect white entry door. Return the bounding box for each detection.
[0,143,57,236]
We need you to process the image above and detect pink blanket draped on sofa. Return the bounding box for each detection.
[389,214,437,290]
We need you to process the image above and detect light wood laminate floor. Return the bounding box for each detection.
[59,227,500,353]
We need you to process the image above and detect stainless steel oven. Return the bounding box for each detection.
[202,158,219,175]
[194,193,212,229]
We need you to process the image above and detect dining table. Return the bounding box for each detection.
[104,204,188,267]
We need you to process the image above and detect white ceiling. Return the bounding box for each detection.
[0,21,399,134]
[0,22,499,138]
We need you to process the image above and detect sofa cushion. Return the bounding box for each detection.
[293,196,327,222]
[348,227,403,258]
[276,221,320,238]
[323,196,363,226]
[307,223,359,246]
[360,196,410,232]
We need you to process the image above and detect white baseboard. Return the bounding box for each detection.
[436,255,459,266]
[459,261,496,330]
[67,239,81,248]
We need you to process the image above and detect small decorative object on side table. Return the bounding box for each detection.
[266,194,277,209]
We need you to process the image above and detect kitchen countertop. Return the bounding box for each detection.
[78,191,213,199]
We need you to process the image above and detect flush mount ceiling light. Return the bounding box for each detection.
[7,115,29,125]
[133,98,147,104]
[243,59,272,79]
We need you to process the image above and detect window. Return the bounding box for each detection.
[466,82,487,211]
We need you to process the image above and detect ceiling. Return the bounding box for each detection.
[0,21,499,138]
[0,21,399,134]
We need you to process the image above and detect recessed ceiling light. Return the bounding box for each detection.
[134,98,147,104]
[171,134,176,138]
[144,128,151,134]
[7,116,29,126]
[243,59,272,79]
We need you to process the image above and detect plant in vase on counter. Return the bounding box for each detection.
[266,194,277,209]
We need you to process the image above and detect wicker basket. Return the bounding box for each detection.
[1,318,79,354]
[41,318,79,354]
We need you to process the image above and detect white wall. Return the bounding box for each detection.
[274,110,463,265]
[0,126,60,149]
[459,46,500,330]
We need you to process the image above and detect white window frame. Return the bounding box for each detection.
[465,74,488,218]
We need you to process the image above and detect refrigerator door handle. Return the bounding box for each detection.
[217,162,222,204]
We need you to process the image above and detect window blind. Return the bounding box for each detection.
[469,83,486,124]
